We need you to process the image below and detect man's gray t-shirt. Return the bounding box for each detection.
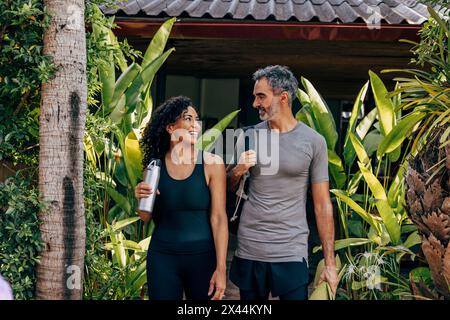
[235,120,329,263]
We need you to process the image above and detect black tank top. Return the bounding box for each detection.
[149,151,214,254]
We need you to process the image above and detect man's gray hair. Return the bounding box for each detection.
[253,65,298,106]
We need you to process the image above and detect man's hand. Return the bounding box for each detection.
[234,150,256,176]
[208,269,226,300]
[318,265,339,297]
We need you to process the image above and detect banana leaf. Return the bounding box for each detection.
[107,227,127,268]
[295,105,317,130]
[363,130,382,159]
[387,160,406,208]
[358,163,401,244]
[124,130,143,185]
[313,238,371,253]
[84,134,97,166]
[347,171,363,196]
[107,187,131,215]
[137,84,154,133]
[331,189,380,233]
[368,224,391,246]
[114,129,138,187]
[109,95,126,124]
[309,282,331,300]
[108,62,141,113]
[111,216,140,232]
[301,77,338,150]
[349,132,370,165]
[114,158,129,187]
[328,150,346,189]
[377,111,425,157]
[127,260,147,296]
[125,48,175,113]
[369,70,395,137]
[344,108,378,167]
[356,108,378,140]
[103,239,143,252]
[142,17,176,69]
[343,81,369,166]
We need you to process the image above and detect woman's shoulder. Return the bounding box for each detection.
[202,151,224,166]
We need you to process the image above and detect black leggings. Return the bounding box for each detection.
[146,250,216,300]
[239,284,308,301]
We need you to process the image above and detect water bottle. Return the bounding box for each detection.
[138,159,161,213]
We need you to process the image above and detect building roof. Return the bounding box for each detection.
[103,0,431,25]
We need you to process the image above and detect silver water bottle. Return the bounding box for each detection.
[138,159,161,213]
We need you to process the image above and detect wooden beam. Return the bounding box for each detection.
[114,18,421,42]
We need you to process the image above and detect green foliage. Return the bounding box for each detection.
[0,0,142,300]
[83,164,146,300]
[0,173,44,300]
[0,107,40,166]
[85,2,141,106]
[0,0,53,115]
[299,75,420,299]
[381,6,449,161]
[339,251,412,300]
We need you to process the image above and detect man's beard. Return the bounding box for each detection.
[258,103,277,120]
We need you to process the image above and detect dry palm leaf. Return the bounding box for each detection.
[443,244,450,294]
[406,168,425,194]
[442,197,450,216]
[421,211,450,242]
[422,234,449,297]
[423,179,444,214]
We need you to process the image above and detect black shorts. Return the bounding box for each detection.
[229,256,309,298]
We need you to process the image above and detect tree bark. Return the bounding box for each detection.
[37,0,86,300]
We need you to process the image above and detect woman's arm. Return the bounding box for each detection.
[135,182,159,223]
[205,152,229,300]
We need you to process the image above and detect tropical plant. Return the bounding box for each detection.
[99,216,149,299]
[83,15,177,241]
[0,173,44,299]
[0,0,130,299]
[298,73,422,299]
[380,5,450,299]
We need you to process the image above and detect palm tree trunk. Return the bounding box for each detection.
[37,0,87,300]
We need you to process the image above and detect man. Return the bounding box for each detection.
[227,65,338,300]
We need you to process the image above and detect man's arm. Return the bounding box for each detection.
[311,181,339,295]
[226,150,256,192]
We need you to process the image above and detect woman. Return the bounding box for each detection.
[135,96,228,300]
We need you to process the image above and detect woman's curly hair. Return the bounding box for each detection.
[141,96,194,169]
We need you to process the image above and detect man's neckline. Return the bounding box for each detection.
[265,120,300,134]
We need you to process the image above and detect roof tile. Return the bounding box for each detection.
[103,0,431,24]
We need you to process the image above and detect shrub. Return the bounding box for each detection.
[0,173,44,299]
